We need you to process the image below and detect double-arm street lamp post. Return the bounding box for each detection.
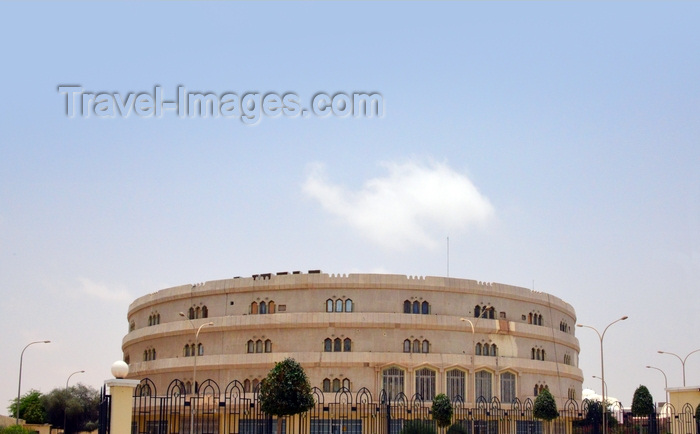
[64,370,85,433]
[657,349,700,387]
[17,340,51,425]
[179,312,214,434]
[577,316,628,434]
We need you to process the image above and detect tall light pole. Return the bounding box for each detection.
[64,370,85,434]
[459,318,475,401]
[646,365,669,406]
[460,306,490,405]
[179,312,213,434]
[657,348,700,387]
[577,316,628,434]
[592,375,608,401]
[17,340,51,425]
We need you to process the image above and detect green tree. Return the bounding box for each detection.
[533,388,559,434]
[631,385,654,416]
[259,358,315,434]
[399,420,436,434]
[533,388,559,421]
[445,423,468,434]
[431,394,453,428]
[7,390,46,424]
[574,400,618,431]
[0,425,33,434]
[41,384,100,434]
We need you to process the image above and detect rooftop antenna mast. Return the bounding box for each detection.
[447,236,450,277]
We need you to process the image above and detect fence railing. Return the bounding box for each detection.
[126,379,697,434]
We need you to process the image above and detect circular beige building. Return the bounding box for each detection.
[122,271,583,405]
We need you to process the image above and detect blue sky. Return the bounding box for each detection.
[1,2,699,410]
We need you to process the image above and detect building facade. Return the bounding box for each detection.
[122,271,583,406]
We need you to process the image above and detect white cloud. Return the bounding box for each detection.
[78,277,132,302]
[302,160,494,250]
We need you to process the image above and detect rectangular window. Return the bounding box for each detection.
[383,368,404,399]
[500,372,516,404]
[415,368,436,400]
[475,371,492,401]
[446,370,465,401]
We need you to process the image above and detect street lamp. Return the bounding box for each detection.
[460,306,490,404]
[179,312,214,434]
[64,370,85,434]
[17,340,51,425]
[577,316,628,434]
[645,365,669,405]
[592,375,608,401]
[656,348,700,387]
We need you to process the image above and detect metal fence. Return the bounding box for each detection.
[123,379,697,434]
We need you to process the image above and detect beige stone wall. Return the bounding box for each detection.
[123,272,583,405]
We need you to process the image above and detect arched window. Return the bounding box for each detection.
[156,313,160,324]
[334,338,341,352]
[265,340,272,353]
[129,321,135,332]
[148,316,153,326]
[332,378,341,392]
[415,368,436,400]
[268,301,275,314]
[382,367,404,398]
[446,369,465,401]
[534,385,539,396]
[252,379,259,392]
[345,299,353,313]
[342,378,350,390]
[404,300,411,313]
[323,379,331,393]
[491,344,498,356]
[531,348,536,359]
[475,371,492,401]
[403,339,411,353]
[243,379,251,393]
[186,381,192,394]
[189,307,195,319]
[487,307,495,319]
[324,338,332,352]
[412,301,420,314]
[256,340,263,353]
[475,343,482,356]
[500,372,516,403]
[422,340,429,354]
[541,350,546,361]
[335,299,343,313]
[343,338,352,352]
[260,301,267,314]
[421,301,429,315]
[250,302,258,314]
[538,314,543,325]
[190,344,195,356]
[326,299,334,312]
[412,339,420,353]
[143,350,148,361]
[184,345,190,357]
[528,313,533,324]
[198,343,203,356]
[536,349,541,360]
[195,307,201,319]
[152,349,156,360]
[474,305,481,318]
[201,306,208,318]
